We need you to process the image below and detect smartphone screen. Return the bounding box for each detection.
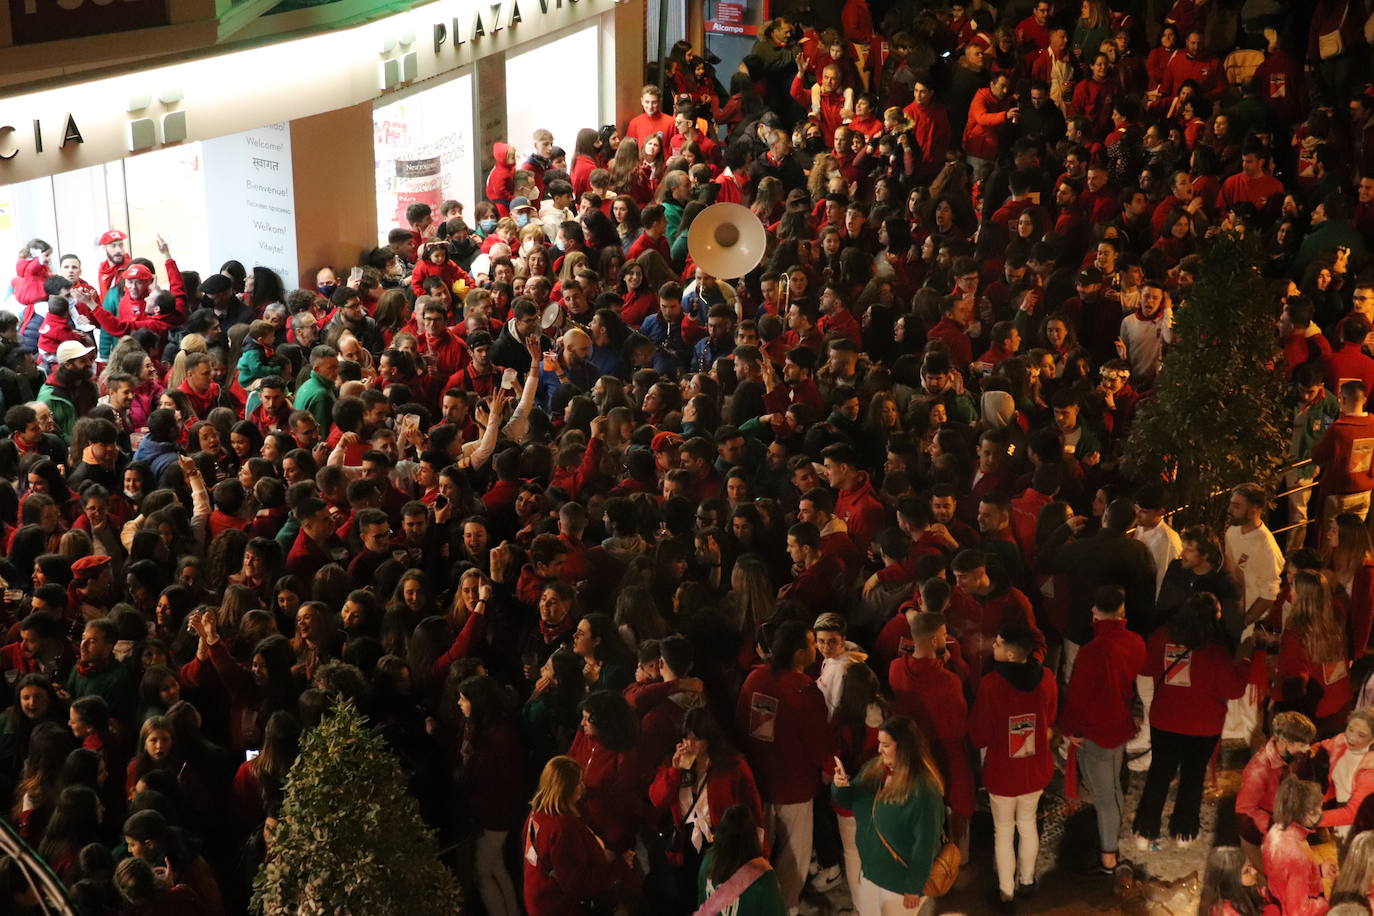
[245,749,260,762]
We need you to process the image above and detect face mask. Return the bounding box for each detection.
[125,489,140,501]
[479,219,497,233]
[318,283,337,298]
[515,214,531,228]
[805,137,824,152]
[554,239,566,252]
[521,240,538,256]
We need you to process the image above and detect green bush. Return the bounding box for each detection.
[1122,231,1289,529]
[252,701,461,915]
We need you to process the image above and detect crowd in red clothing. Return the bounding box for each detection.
[11,0,1374,913]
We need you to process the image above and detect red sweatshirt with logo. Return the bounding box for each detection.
[970,659,1058,797]
[1145,630,1256,736]
[735,665,835,804]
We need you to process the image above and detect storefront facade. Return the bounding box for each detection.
[0,0,642,291]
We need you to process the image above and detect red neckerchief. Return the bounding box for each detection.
[539,616,572,643]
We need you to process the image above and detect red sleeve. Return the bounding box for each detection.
[164,259,187,322]
[790,74,810,109]
[546,822,622,898]
[206,640,256,702]
[648,763,684,811]
[1321,767,1374,828]
[969,676,995,750]
[431,609,489,678]
[624,678,676,715]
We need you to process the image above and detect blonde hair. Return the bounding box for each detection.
[530,756,582,816]
[449,568,490,630]
[168,334,207,389]
[857,716,943,804]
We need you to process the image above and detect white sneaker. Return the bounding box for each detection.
[810,864,842,893]
[1133,834,1153,852]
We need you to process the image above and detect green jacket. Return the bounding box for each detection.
[1292,391,1340,481]
[1296,219,1367,272]
[664,200,685,246]
[66,658,137,723]
[294,370,336,431]
[833,776,944,895]
[36,385,77,441]
[237,345,281,390]
[697,853,787,916]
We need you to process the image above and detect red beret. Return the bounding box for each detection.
[71,555,112,580]
[122,264,154,282]
[651,431,684,454]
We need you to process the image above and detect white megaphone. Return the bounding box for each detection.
[688,203,767,280]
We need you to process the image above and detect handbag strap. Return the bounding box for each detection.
[693,858,771,916]
[1155,647,1192,688]
[871,794,910,867]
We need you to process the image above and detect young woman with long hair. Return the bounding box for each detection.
[1314,706,1374,839]
[568,689,645,853]
[831,715,945,916]
[36,784,103,882]
[646,707,765,909]
[1325,512,1374,659]
[1134,592,1256,849]
[697,804,786,914]
[1199,846,1270,916]
[522,648,588,773]
[1275,571,1353,734]
[522,756,635,916]
[229,709,299,831]
[1332,829,1374,909]
[10,720,76,840]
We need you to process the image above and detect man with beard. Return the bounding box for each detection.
[37,340,100,440]
[95,229,130,298]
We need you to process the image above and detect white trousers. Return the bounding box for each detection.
[765,800,813,909]
[989,791,1042,898]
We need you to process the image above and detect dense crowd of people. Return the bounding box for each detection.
[9,0,1374,913]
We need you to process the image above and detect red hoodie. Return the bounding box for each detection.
[485,142,515,214]
[970,660,1058,797]
[1145,630,1255,736]
[37,310,92,359]
[1060,617,1146,748]
[889,655,975,815]
[736,666,835,804]
[834,471,888,553]
[1235,739,1299,843]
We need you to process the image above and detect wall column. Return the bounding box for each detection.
[290,101,378,288]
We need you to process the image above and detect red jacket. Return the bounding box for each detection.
[570,153,598,197]
[1262,823,1330,916]
[926,316,972,369]
[970,660,1058,797]
[834,472,887,553]
[1220,171,1285,211]
[736,666,834,804]
[1060,618,1146,748]
[648,754,765,840]
[817,308,862,346]
[1282,331,1332,376]
[522,810,629,916]
[1276,628,1353,720]
[567,730,647,852]
[1322,343,1374,396]
[947,580,1040,675]
[1067,79,1115,135]
[889,655,975,815]
[1235,740,1297,843]
[418,327,471,379]
[963,87,1014,161]
[901,101,952,179]
[1312,413,1374,495]
[1161,51,1223,99]
[410,256,469,298]
[12,256,49,306]
[37,312,92,358]
[1145,631,1254,736]
[1318,732,1374,828]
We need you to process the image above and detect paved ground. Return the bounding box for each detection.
[798,743,1247,916]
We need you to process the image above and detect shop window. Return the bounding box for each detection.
[373,73,475,242]
[504,24,601,167]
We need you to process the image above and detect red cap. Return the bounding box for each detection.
[651,431,683,453]
[122,264,154,281]
[71,555,112,580]
[98,230,128,246]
